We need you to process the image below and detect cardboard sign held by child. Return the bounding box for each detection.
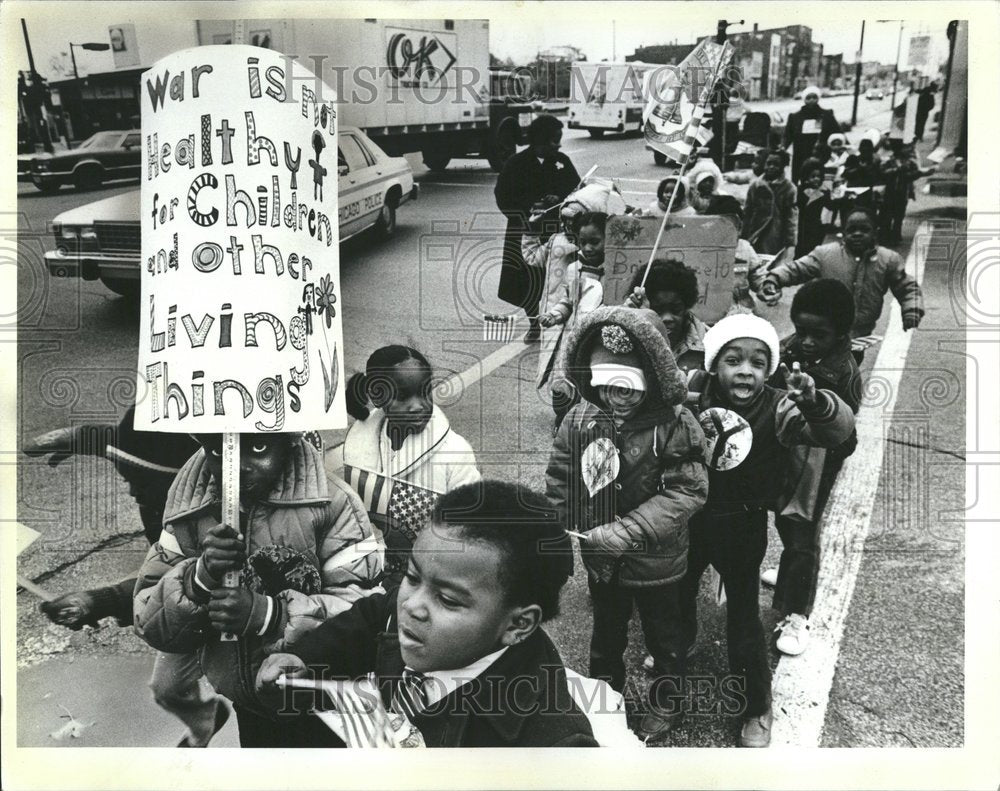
[602,215,738,323]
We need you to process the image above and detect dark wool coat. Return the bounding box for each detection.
[287,588,599,747]
[783,104,841,183]
[494,148,580,309]
[546,306,709,587]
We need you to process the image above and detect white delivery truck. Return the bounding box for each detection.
[196,18,532,171]
[566,61,654,137]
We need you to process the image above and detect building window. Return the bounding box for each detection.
[213,34,232,45]
[250,30,272,48]
[444,20,454,30]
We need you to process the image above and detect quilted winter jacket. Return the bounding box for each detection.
[133,438,383,716]
[546,306,709,587]
[767,241,924,336]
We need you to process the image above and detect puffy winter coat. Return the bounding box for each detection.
[133,438,383,717]
[545,306,709,587]
[767,240,924,336]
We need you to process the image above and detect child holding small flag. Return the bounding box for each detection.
[545,305,709,741]
[329,346,481,579]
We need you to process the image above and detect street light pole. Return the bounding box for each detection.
[850,21,865,127]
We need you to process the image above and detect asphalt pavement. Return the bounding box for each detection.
[13,95,964,749]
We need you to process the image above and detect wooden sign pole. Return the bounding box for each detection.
[220,431,241,641]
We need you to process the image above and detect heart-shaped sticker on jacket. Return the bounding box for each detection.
[581,437,620,497]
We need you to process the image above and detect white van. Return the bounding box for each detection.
[567,62,654,137]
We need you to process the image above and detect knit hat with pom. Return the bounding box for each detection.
[703,313,781,376]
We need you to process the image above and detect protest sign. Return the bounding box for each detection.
[603,215,738,323]
[136,45,344,432]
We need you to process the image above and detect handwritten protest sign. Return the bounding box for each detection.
[603,215,738,323]
[136,46,344,432]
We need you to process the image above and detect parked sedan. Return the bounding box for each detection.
[866,88,885,100]
[30,130,142,193]
[44,127,417,298]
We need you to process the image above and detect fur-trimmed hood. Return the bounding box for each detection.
[563,305,686,410]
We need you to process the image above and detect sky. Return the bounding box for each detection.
[15,9,948,81]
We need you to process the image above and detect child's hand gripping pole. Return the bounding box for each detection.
[220,432,241,641]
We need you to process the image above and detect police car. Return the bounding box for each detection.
[44,127,417,298]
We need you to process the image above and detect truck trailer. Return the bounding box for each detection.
[195,18,532,171]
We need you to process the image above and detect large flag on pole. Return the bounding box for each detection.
[643,38,735,165]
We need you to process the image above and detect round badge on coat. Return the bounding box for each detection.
[698,407,753,471]
[581,437,620,497]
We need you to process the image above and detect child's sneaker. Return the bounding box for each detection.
[760,567,778,587]
[774,613,809,656]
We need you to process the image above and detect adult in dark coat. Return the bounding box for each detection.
[494,114,580,341]
[782,86,841,185]
[915,83,937,141]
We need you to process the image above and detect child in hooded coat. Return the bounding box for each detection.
[525,181,628,407]
[546,305,709,740]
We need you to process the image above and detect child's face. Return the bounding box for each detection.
[712,338,770,407]
[806,170,823,189]
[200,434,292,501]
[792,311,840,360]
[697,177,716,197]
[658,178,679,208]
[398,524,523,673]
[595,384,645,421]
[843,213,876,256]
[577,223,605,267]
[648,289,688,343]
[764,155,784,181]
[374,359,434,437]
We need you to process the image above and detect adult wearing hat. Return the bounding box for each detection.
[782,86,841,185]
[495,114,581,342]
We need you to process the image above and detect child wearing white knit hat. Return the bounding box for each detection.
[679,312,856,748]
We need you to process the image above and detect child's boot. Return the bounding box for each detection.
[739,706,773,748]
[40,586,123,630]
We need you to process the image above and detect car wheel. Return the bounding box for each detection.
[99,276,140,300]
[653,151,667,166]
[74,167,103,192]
[373,203,396,239]
[423,152,451,172]
[33,181,60,194]
[588,128,605,139]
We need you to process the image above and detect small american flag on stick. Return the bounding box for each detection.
[483,313,518,343]
[343,465,439,541]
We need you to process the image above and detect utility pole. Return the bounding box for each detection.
[890,21,904,110]
[851,21,865,127]
[21,18,54,152]
[612,20,616,61]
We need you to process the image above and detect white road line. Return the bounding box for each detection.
[617,178,664,184]
[562,148,586,155]
[436,338,528,394]
[770,222,930,747]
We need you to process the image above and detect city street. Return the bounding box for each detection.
[13,95,964,749]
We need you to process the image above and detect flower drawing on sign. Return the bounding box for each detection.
[316,274,338,328]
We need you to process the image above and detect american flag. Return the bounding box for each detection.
[642,38,734,166]
[483,313,517,343]
[343,465,439,541]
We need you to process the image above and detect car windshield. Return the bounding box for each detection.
[77,132,123,150]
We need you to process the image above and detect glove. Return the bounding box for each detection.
[40,587,119,630]
[902,311,921,331]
